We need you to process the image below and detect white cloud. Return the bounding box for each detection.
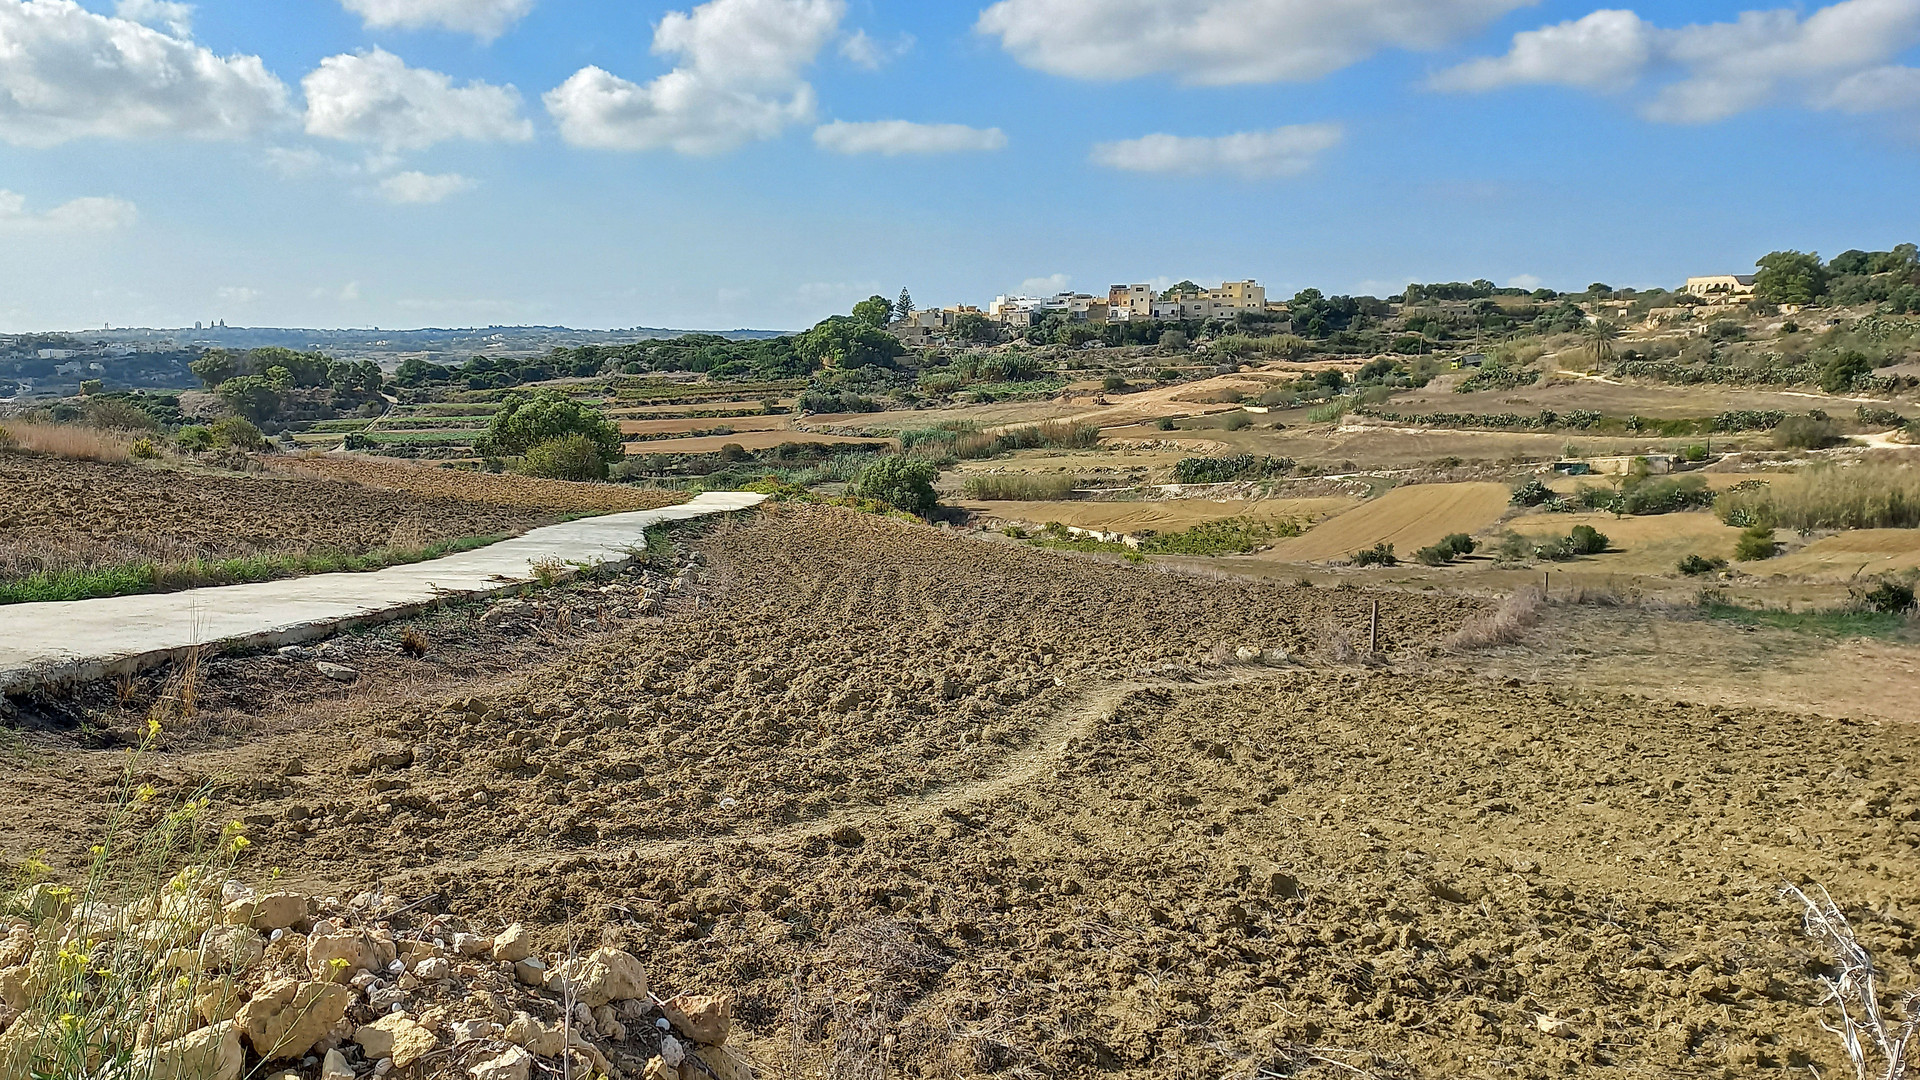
[1430,9,1653,91]
[544,0,845,154]
[338,0,536,40]
[215,285,261,304]
[1090,123,1343,178]
[303,49,532,150]
[377,171,476,203]
[113,0,191,35]
[976,0,1534,86]
[1823,64,1920,111]
[1508,274,1543,291]
[838,29,912,69]
[0,191,138,233]
[813,120,1006,155]
[1435,0,1920,123]
[1020,273,1072,294]
[0,0,289,147]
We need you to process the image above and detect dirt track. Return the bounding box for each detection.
[3,508,1915,1078]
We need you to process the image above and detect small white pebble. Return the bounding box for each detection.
[388,960,406,974]
[270,929,285,942]
[655,1018,670,1031]
[373,1058,394,1077]
[391,1003,404,1013]
[720,797,738,809]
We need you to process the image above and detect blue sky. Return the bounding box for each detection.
[2,0,1918,332]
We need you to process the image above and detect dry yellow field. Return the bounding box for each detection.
[956,495,1360,533]
[1257,482,1512,561]
[618,415,787,436]
[621,429,888,455]
[1506,510,1740,572]
[1391,371,1880,420]
[1754,528,1920,579]
[607,399,788,417]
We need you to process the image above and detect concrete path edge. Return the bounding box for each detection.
[0,491,766,696]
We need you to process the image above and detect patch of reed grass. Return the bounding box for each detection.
[961,474,1077,500]
[0,422,137,462]
[1715,462,1920,531]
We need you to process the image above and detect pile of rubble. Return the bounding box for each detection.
[0,874,747,1080]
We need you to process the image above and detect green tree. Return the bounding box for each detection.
[216,375,284,421]
[1734,521,1778,561]
[1160,280,1202,300]
[1753,251,1828,306]
[855,456,939,516]
[795,316,904,369]
[1819,350,1873,394]
[190,349,239,387]
[852,295,895,328]
[482,390,623,462]
[1586,318,1621,366]
[520,434,611,481]
[952,312,994,342]
[895,288,915,321]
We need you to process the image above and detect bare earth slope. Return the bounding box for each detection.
[2,509,1913,1078]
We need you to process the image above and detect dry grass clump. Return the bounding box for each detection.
[0,421,136,462]
[1716,463,1920,531]
[1447,585,1545,650]
[961,473,1077,501]
[1783,882,1918,1080]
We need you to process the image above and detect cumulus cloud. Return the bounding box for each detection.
[0,0,289,146]
[1431,9,1653,91]
[377,171,476,204]
[338,0,536,40]
[1434,0,1920,123]
[544,0,846,154]
[303,49,532,150]
[113,0,191,35]
[1508,274,1543,291]
[976,0,1533,86]
[1090,123,1343,178]
[813,120,1006,155]
[215,285,261,304]
[1019,273,1072,294]
[0,190,138,233]
[838,29,913,69]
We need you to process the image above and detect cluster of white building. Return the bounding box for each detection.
[891,280,1281,341]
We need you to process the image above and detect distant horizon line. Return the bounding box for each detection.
[9,324,800,338]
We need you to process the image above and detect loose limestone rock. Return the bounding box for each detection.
[502,1011,565,1057]
[315,662,359,683]
[148,1019,243,1080]
[224,892,307,932]
[469,1046,534,1080]
[308,931,384,983]
[661,994,731,1047]
[319,1048,355,1080]
[690,1045,753,1080]
[237,978,352,1060]
[354,1014,439,1069]
[546,946,647,1008]
[491,924,533,963]
[199,925,266,972]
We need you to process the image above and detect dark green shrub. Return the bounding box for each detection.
[1678,554,1727,576]
[1734,522,1778,561]
[1851,577,1915,614]
[1772,414,1843,451]
[209,416,266,451]
[855,456,939,516]
[1620,476,1714,515]
[1223,412,1252,431]
[521,433,611,481]
[1685,444,1709,462]
[1102,374,1128,392]
[1351,542,1397,567]
[176,425,214,452]
[1155,369,1180,383]
[1155,417,1176,431]
[483,389,622,463]
[1568,524,1609,554]
[1511,479,1554,507]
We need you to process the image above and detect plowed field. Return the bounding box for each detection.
[3,509,1913,1079]
[0,453,680,582]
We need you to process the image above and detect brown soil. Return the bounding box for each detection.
[3,509,1915,1078]
[267,455,682,513]
[0,455,539,577]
